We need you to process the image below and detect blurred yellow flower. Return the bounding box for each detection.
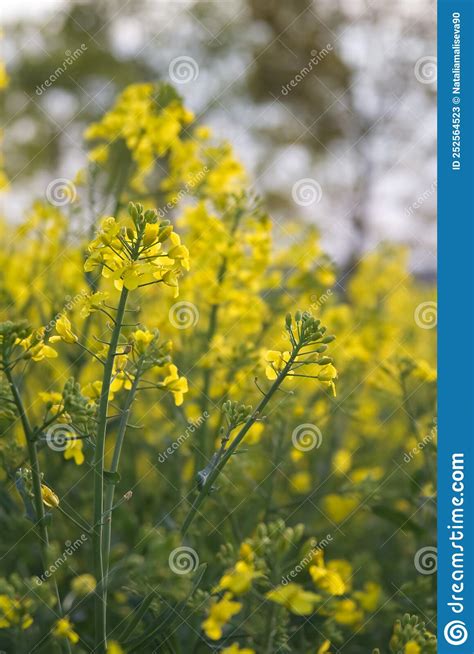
[322,494,360,523]
[0,595,33,630]
[162,364,188,406]
[71,574,97,596]
[266,583,321,616]
[216,560,263,595]
[107,641,124,654]
[53,617,79,644]
[332,598,363,626]
[202,593,242,640]
[64,439,84,465]
[309,550,352,595]
[220,644,255,654]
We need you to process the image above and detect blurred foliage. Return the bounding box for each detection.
[2,0,436,267]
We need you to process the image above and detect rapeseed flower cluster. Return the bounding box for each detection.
[0,78,436,653]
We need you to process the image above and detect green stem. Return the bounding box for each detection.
[181,351,297,537]
[4,367,70,654]
[92,286,129,652]
[102,371,141,600]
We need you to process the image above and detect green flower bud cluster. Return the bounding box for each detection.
[0,376,17,428]
[128,202,172,241]
[0,320,31,362]
[131,329,172,373]
[389,614,437,653]
[285,311,336,349]
[253,520,305,559]
[128,201,157,226]
[222,400,253,429]
[61,378,97,434]
[217,542,237,567]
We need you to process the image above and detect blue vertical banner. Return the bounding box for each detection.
[438,0,474,651]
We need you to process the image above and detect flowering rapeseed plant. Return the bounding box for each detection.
[0,80,436,653]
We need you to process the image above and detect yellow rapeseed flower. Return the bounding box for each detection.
[317,640,332,654]
[264,350,291,380]
[64,439,84,465]
[162,364,188,406]
[71,574,97,596]
[202,593,242,640]
[41,484,59,508]
[265,583,321,616]
[216,560,262,595]
[53,617,79,644]
[0,595,33,630]
[50,315,78,344]
[220,644,255,654]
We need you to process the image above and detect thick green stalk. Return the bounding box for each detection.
[92,287,129,652]
[102,371,141,595]
[4,368,70,653]
[181,351,297,537]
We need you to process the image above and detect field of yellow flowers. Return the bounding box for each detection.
[0,79,436,653]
